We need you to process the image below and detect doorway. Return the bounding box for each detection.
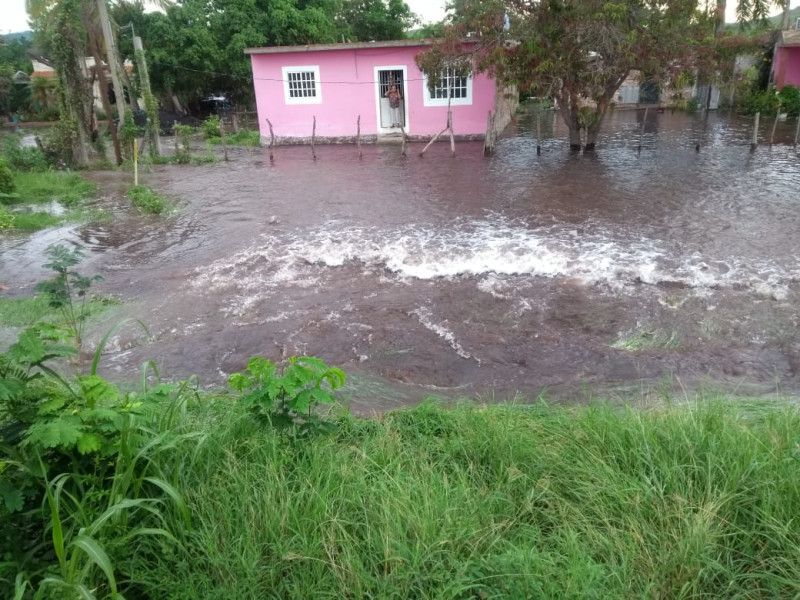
[375,67,407,132]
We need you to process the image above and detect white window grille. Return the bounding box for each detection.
[423,67,473,107]
[282,66,322,105]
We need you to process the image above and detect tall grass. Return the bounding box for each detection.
[126,398,800,599]
[12,171,96,207]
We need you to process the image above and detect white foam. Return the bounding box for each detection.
[410,306,474,361]
[191,216,800,302]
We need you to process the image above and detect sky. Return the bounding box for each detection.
[2,0,798,35]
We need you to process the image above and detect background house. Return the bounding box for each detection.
[245,40,516,144]
[773,29,800,89]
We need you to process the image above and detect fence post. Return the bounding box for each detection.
[357,115,362,159]
[751,111,760,153]
[311,116,317,160]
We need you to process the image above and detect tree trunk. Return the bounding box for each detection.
[715,0,726,36]
[556,92,582,151]
[88,26,122,165]
[780,0,790,30]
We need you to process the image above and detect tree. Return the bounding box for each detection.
[337,0,417,41]
[424,0,710,151]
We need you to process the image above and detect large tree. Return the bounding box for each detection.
[426,0,711,151]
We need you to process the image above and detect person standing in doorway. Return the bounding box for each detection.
[386,84,402,128]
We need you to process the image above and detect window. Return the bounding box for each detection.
[282,66,322,105]
[423,67,473,107]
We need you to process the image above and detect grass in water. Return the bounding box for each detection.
[126,185,168,214]
[123,398,800,599]
[0,294,118,327]
[613,324,681,351]
[208,130,261,147]
[12,171,96,207]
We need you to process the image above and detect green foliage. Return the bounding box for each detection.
[207,129,261,147]
[0,205,15,229]
[229,356,346,435]
[35,244,103,351]
[125,399,800,598]
[12,170,96,207]
[6,211,62,231]
[172,124,194,163]
[126,185,167,215]
[0,295,117,328]
[119,111,139,160]
[201,115,221,139]
[0,156,14,195]
[1,136,50,172]
[739,87,780,115]
[777,84,800,117]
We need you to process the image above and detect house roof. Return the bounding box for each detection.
[244,39,435,55]
[778,29,800,46]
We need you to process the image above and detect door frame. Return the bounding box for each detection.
[374,65,409,134]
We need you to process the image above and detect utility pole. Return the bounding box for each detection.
[134,35,160,157]
[96,0,125,125]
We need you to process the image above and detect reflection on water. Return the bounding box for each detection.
[3,110,800,407]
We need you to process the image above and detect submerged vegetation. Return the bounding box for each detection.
[126,185,168,215]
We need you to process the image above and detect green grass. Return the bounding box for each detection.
[7,211,63,231]
[207,130,261,147]
[123,398,800,599]
[613,324,681,351]
[0,294,118,327]
[11,171,96,207]
[126,185,168,214]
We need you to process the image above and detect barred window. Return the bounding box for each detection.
[282,66,322,105]
[423,67,473,107]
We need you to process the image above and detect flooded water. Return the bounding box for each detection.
[3,109,800,409]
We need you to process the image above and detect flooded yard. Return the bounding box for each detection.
[3,109,800,409]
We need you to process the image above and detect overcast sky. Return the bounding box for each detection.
[2,0,798,36]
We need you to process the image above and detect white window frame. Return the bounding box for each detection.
[282,65,322,105]
[423,67,473,107]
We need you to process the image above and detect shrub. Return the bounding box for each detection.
[126,185,167,214]
[0,157,14,195]
[777,84,800,117]
[201,114,221,139]
[0,205,15,229]
[2,134,50,172]
[739,88,780,116]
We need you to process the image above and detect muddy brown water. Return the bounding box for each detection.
[3,110,800,411]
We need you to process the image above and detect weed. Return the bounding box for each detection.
[201,115,221,139]
[7,211,62,231]
[0,157,14,195]
[229,356,346,436]
[172,125,195,163]
[1,136,49,172]
[0,205,15,229]
[612,324,681,351]
[126,185,167,215]
[208,130,261,147]
[0,295,117,328]
[12,171,96,207]
[35,244,104,351]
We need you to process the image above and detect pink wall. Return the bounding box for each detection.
[249,44,498,139]
[774,46,800,90]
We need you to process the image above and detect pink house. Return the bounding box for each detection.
[773,30,800,90]
[244,40,516,144]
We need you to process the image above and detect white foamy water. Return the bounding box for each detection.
[191,216,800,303]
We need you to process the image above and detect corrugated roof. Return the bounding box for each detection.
[244,39,435,55]
[779,29,800,46]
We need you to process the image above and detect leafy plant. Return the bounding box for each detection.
[0,205,15,229]
[229,356,346,436]
[1,136,49,172]
[777,84,800,117]
[172,125,195,164]
[118,112,139,161]
[126,185,167,215]
[0,156,15,195]
[35,244,103,351]
[201,115,221,139]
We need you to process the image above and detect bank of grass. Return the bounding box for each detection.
[12,171,96,207]
[124,398,800,599]
[0,294,118,327]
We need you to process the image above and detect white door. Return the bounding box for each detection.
[375,66,408,133]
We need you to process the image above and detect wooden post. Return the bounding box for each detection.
[751,111,760,152]
[220,118,228,161]
[266,118,275,163]
[311,116,317,160]
[483,110,493,156]
[770,103,780,146]
[536,112,542,156]
[357,115,362,159]
[637,106,649,153]
[174,121,179,156]
[400,125,407,156]
[794,115,800,148]
[134,138,138,186]
[448,111,455,155]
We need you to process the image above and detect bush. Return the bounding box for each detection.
[777,84,800,117]
[739,88,780,116]
[0,157,15,195]
[126,185,167,214]
[201,114,221,139]
[1,136,49,172]
[0,205,15,229]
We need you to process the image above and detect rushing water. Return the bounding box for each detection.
[3,109,800,409]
